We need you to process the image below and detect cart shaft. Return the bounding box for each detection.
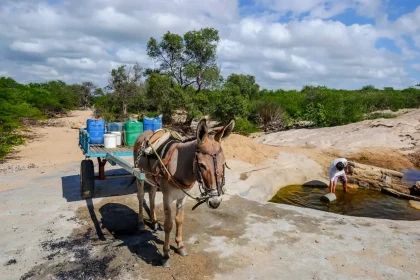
[105,153,145,180]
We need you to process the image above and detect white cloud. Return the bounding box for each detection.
[0,0,418,90]
[257,0,386,19]
[47,57,98,70]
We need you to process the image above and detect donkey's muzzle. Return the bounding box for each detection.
[207,189,222,209]
[207,196,222,209]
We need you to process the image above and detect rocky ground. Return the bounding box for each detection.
[1,109,420,280]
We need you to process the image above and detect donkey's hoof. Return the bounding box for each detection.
[138,223,146,232]
[161,258,171,268]
[177,247,188,257]
[151,222,159,231]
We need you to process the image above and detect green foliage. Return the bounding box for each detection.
[225,74,260,98]
[365,112,397,120]
[234,118,258,136]
[212,83,250,122]
[0,77,97,160]
[255,100,288,131]
[106,63,144,119]
[362,84,376,91]
[147,27,220,92]
[301,103,328,127]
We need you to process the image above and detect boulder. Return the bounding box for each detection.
[414,181,420,192]
[409,200,420,210]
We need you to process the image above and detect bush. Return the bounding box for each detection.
[233,118,258,136]
[256,100,288,132]
[365,112,397,120]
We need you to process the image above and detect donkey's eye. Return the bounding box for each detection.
[199,163,207,170]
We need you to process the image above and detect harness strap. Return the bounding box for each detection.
[151,144,196,191]
[162,144,179,166]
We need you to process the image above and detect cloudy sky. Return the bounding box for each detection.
[1,0,419,90]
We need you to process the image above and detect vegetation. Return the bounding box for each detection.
[0,77,96,160]
[1,27,420,159]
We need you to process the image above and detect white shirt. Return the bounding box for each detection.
[329,158,348,180]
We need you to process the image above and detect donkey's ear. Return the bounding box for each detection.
[214,119,235,143]
[196,118,209,146]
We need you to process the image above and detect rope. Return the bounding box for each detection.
[149,145,205,203]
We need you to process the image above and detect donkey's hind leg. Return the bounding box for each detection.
[137,178,146,231]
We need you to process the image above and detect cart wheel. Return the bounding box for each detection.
[80,159,95,199]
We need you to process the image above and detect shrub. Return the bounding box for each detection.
[233,118,258,136]
[365,112,397,120]
[256,100,288,132]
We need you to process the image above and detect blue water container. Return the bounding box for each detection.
[153,114,163,130]
[143,116,155,131]
[106,122,123,132]
[87,119,105,144]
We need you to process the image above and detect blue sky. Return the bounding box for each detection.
[0,0,419,90]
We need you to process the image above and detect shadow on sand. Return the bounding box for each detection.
[98,202,173,266]
[61,169,167,265]
[61,168,137,203]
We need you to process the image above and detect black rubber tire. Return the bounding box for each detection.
[80,159,95,199]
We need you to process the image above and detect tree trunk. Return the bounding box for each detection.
[122,103,128,119]
[183,115,194,128]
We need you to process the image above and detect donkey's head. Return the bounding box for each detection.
[194,118,235,209]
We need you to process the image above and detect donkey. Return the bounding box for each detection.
[133,118,235,267]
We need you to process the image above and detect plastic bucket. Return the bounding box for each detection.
[143,116,154,131]
[111,131,122,146]
[106,122,123,132]
[154,114,163,130]
[104,133,117,149]
[124,121,143,146]
[143,114,163,131]
[87,119,105,144]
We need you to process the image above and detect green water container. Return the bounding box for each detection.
[124,121,143,146]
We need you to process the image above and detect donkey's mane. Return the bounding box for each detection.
[181,136,197,143]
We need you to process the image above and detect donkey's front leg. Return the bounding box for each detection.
[175,196,188,256]
[162,193,173,267]
[148,185,159,231]
[137,179,146,231]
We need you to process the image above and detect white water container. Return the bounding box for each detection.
[104,133,117,149]
[111,131,122,146]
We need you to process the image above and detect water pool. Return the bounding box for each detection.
[269,185,420,221]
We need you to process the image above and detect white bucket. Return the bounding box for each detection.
[104,133,117,149]
[111,131,122,146]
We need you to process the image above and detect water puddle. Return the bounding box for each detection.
[270,185,420,221]
[401,168,420,184]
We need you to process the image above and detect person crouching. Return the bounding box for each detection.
[329,158,349,193]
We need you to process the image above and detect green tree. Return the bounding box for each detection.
[107,63,143,118]
[80,81,96,109]
[362,84,376,91]
[147,27,220,92]
[225,74,260,98]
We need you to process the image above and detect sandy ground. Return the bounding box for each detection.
[255,109,420,155]
[1,109,420,279]
[0,110,91,173]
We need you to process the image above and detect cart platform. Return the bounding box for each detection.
[78,127,144,199]
[79,128,134,158]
